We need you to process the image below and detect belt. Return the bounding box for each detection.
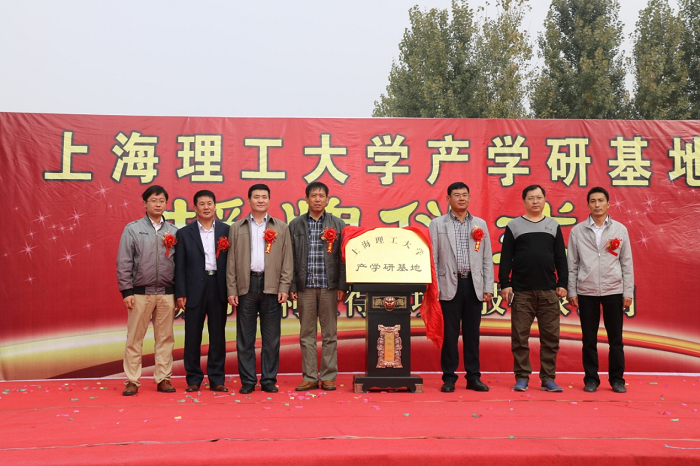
[458,271,471,279]
[133,286,174,295]
[250,271,264,277]
[205,270,217,276]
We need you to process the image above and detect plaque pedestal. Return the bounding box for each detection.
[352,283,425,393]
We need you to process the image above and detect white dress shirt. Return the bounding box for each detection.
[198,220,217,271]
[249,214,268,272]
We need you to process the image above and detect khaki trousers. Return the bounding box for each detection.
[511,289,560,383]
[298,288,338,382]
[123,294,175,386]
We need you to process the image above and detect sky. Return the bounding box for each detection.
[0,0,676,118]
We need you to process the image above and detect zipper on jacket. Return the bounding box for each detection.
[154,228,159,290]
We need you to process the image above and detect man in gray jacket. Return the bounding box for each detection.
[429,182,494,393]
[567,187,634,394]
[289,182,347,391]
[116,185,179,396]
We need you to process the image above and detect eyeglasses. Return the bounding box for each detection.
[451,193,470,199]
[147,198,167,205]
[526,196,544,202]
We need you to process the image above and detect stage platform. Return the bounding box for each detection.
[1,373,699,465]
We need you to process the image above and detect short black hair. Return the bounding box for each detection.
[522,184,545,200]
[142,185,168,202]
[306,181,329,197]
[447,182,470,196]
[194,189,216,205]
[248,183,270,199]
[587,186,609,202]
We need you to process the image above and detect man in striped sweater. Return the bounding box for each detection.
[499,184,568,393]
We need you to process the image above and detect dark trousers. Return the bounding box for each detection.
[236,274,282,386]
[440,276,483,383]
[184,274,228,387]
[578,294,625,387]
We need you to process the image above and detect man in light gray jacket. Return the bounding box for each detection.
[429,182,494,393]
[116,185,179,396]
[567,187,634,394]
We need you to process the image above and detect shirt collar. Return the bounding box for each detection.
[588,215,609,227]
[449,209,471,223]
[148,215,164,229]
[197,220,215,232]
[249,213,268,226]
[308,211,325,223]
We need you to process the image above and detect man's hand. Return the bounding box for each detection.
[176,297,187,311]
[289,292,298,301]
[555,287,567,298]
[228,295,238,307]
[337,290,347,302]
[500,287,513,306]
[278,292,288,304]
[123,296,134,310]
[623,297,633,309]
[483,292,493,302]
[568,296,579,308]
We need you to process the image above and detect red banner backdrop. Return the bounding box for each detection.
[1,112,699,380]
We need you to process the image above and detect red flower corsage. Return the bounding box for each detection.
[471,226,485,252]
[263,228,278,254]
[216,236,230,258]
[320,227,337,253]
[163,232,177,256]
[606,238,621,256]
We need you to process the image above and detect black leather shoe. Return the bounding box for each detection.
[185,384,201,392]
[210,384,228,392]
[440,382,455,393]
[612,383,627,393]
[583,383,597,393]
[239,384,255,394]
[261,383,278,393]
[466,379,489,392]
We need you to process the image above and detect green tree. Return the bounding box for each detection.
[472,0,533,118]
[632,0,690,120]
[531,0,629,119]
[679,0,700,118]
[373,0,532,118]
[373,0,479,118]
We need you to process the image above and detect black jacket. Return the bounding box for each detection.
[288,212,347,292]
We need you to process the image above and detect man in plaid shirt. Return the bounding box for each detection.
[289,182,347,391]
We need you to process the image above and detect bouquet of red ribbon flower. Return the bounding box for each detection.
[606,238,621,256]
[216,236,230,258]
[320,227,337,253]
[471,226,484,252]
[263,228,277,254]
[163,233,177,256]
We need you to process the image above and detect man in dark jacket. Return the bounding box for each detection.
[289,182,347,391]
[175,190,230,393]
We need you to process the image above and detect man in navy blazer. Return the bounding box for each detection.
[175,190,231,392]
[429,182,494,393]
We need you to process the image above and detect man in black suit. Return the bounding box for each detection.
[175,190,231,392]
